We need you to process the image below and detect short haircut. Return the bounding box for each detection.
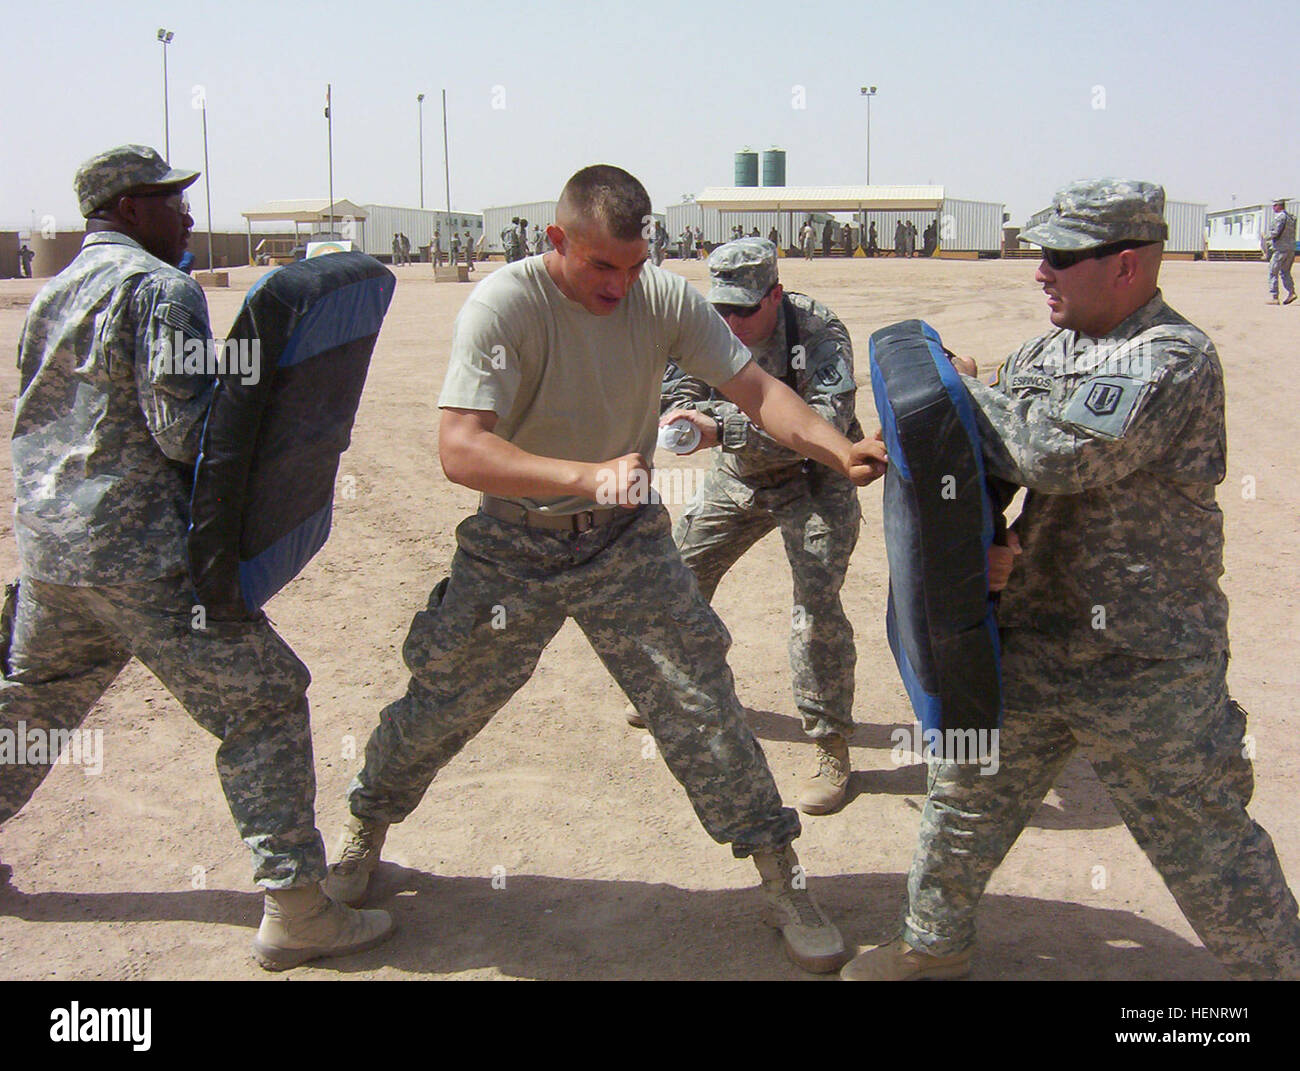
[556,165,651,242]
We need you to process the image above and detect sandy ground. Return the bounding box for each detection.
[0,254,1295,982]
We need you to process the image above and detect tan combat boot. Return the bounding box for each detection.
[795,734,851,815]
[752,845,848,973]
[252,884,394,971]
[840,935,972,981]
[322,815,388,907]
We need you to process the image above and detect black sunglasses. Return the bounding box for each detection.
[713,284,775,319]
[1041,239,1157,270]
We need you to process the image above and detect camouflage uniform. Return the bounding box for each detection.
[898,179,1300,980]
[1266,205,1296,301]
[347,504,798,855]
[0,152,326,889]
[662,267,863,741]
[345,258,800,858]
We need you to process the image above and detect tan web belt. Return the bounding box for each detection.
[479,495,626,533]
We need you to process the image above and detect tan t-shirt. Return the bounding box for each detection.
[439,256,751,513]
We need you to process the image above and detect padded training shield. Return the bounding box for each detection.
[188,251,395,616]
[869,319,1002,741]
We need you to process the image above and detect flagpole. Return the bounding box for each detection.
[326,83,335,236]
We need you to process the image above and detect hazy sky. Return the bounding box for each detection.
[3,0,1295,231]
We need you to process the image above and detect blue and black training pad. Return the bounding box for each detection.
[869,319,1003,738]
[188,251,396,616]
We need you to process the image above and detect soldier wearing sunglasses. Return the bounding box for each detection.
[844,178,1300,981]
[650,238,864,816]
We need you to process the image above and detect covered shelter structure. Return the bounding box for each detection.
[239,199,368,264]
[693,185,1003,256]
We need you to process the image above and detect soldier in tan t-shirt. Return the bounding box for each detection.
[325,164,888,975]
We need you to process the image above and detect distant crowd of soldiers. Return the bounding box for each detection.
[392,214,943,269]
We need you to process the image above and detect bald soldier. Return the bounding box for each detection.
[0,145,392,970]
[844,178,1300,981]
[325,165,888,974]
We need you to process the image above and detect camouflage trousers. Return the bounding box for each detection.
[1268,251,1295,298]
[902,629,1300,979]
[346,504,800,857]
[672,466,859,740]
[0,574,325,888]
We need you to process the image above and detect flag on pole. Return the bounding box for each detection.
[324,86,331,119]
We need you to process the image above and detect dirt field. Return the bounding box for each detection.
[0,255,1295,981]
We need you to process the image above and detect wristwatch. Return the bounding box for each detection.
[720,412,750,452]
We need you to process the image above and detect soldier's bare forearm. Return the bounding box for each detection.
[439,407,594,500]
[718,361,855,476]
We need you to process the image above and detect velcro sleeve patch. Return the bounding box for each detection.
[156,300,206,339]
[1061,375,1153,439]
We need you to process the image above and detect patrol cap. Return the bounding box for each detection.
[75,144,200,217]
[1020,178,1168,251]
[707,238,779,305]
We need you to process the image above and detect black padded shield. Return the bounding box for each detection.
[188,252,395,616]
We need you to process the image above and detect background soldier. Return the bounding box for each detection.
[432,225,443,267]
[844,178,1300,982]
[0,144,392,970]
[17,243,34,278]
[324,165,888,975]
[648,238,863,815]
[1265,197,1296,304]
[867,221,879,256]
[821,218,833,258]
[463,230,475,271]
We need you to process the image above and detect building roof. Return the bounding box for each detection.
[694,185,945,211]
[240,199,368,223]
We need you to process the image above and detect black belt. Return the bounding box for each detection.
[480,495,626,533]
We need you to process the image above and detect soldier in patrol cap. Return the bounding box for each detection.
[647,238,865,815]
[843,178,1300,981]
[1265,198,1296,305]
[0,144,393,970]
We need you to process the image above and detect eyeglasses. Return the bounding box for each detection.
[1041,239,1157,270]
[124,189,191,214]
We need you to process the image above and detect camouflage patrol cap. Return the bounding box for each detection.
[74,144,200,217]
[707,238,779,305]
[1020,178,1168,251]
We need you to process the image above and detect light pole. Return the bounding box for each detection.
[417,93,425,209]
[157,29,174,160]
[200,91,214,272]
[859,86,877,185]
[441,88,450,213]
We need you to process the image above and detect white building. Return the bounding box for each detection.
[1206,201,1297,257]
